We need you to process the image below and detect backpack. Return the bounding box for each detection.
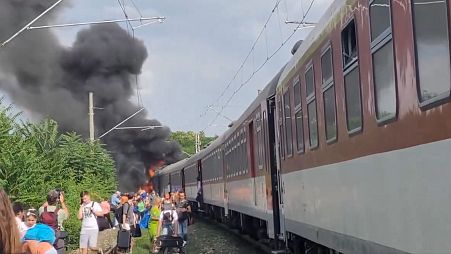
[116,203,131,224]
[40,206,59,231]
[162,210,173,224]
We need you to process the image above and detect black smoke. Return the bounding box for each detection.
[0,0,182,191]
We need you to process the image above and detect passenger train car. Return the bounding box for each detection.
[158,0,451,252]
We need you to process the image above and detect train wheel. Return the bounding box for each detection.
[292,237,305,254]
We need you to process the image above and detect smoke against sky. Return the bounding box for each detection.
[0,0,182,191]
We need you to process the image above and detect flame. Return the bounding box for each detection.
[142,160,166,193]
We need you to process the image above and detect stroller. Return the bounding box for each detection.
[154,211,185,254]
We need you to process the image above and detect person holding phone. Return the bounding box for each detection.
[77,191,103,254]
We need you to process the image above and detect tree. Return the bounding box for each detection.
[170,131,217,156]
[0,103,117,248]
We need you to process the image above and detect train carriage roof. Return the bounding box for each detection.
[188,66,285,164]
[158,158,188,175]
[158,0,352,173]
[277,0,354,91]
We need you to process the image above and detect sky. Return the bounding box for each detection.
[3,0,333,137]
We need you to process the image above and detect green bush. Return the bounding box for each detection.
[0,104,117,248]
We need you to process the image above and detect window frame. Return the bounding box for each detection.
[321,44,338,144]
[342,18,359,70]
[256,112,264,170]
[343,61,363,135]
[283,89,294,157]
[305,63,319,150]
[341,17,363,135]
[294,108,305,153]
[369,0,398,124]
[411,0,451,109]
[278,96,285,160]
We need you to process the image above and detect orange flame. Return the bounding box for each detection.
[141,160,166,193]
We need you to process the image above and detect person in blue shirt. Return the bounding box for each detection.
[111,191,120,207]
[110,191,121,227]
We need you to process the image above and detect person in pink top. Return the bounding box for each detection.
[100,198,113,228]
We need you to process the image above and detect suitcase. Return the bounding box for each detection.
[155,235,184,248]
[117,229,131,251]
[132,224,142,237]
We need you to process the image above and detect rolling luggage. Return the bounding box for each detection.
[117,228,131,251]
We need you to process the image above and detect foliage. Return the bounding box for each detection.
[170,131,217,156]
[0,104,117,248]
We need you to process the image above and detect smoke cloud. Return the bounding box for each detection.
[0,0,182,191]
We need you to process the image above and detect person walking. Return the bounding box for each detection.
[176,192,191,246]
[148,198,161,243]
[77,191,103,254]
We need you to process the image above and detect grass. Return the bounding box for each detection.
[132,229,152,254]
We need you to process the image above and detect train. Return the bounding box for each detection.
[157,0,451,252]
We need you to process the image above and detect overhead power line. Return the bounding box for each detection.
[198,0,284,120]
[201,0,317,132]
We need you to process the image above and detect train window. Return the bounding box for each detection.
[342,19,358,69]
[306,66,315,98]
[369,0,391,42]
[244,130,249,173]
[306,64,318,149]
[293,76,301,107]
[324,86,337,141]
[295,110,304,152]
[283,90,293,156]
[278,97,285,159]
[321,47,337,142]
[373,40,396,120]
[412,0,451,105]
[369,0,396,121]
[256,113,264,169]
[307,101,318,148]
[344,65,362,132]
[321,48,333,85]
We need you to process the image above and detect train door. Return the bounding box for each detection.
[181,168,185,192]
[197,159,204,207]
[267,95,285,247]
[248,121,257,206]
[222,146,229,217]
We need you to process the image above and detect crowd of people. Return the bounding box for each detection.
[1,187,69,254]
[109,188,192,253]
[0,186,192,254]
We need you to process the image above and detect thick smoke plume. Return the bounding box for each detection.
[0,0,182,191]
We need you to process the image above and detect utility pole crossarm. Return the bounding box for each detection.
[0,0,64,48]
[98,108,145,139]
[27,17,166,30]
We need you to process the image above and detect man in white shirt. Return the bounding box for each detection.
[77,191,103,254]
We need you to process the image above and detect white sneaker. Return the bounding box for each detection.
[182,240,187,247]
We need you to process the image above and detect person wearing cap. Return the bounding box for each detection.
[39,190,69,231]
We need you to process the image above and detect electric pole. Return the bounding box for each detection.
[89,92,94,141]
[195,132,201,153]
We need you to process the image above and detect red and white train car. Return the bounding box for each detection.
[158,0,451,251]
[275,0,451,252]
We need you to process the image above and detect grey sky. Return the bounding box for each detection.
[4,0,332,136]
